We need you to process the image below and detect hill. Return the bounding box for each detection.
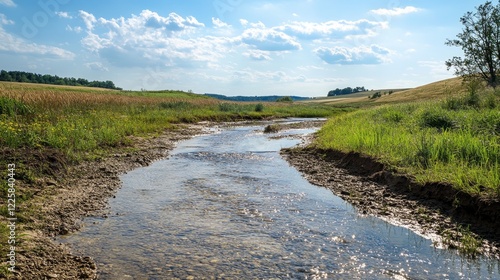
[306,77,466,106]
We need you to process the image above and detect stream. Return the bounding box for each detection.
[61,120,500,279]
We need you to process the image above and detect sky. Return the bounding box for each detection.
[0,0,490,97]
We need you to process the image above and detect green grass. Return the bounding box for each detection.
[315,90,500,196]
[0,82,343,161]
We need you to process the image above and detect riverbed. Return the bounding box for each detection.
[61,120,500,279]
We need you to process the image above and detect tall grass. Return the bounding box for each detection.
[0,82,340,161]
[316,91,500,196]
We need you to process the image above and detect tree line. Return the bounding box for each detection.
[0,70,122,90]
[327,86,367,96]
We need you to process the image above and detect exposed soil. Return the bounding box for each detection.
[281,147,500,259]
[1,123,211,279]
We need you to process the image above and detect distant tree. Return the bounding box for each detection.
[276,96,293,102]
[0,70,13,81]
[327,86,366,96]
[0,70,122,90]
[446,1,500,88]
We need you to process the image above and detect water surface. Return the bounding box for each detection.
[62,120,500,279]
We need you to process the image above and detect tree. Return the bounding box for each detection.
[445,1,500,88]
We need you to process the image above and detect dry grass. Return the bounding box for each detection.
[0,82,219,110]
[376,77,466,103]
[305,77,467,107]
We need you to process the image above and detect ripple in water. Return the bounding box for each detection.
[61,121,500,279]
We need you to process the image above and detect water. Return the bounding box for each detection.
[62,120,500,279]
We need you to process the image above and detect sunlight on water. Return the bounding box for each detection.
[61,120,500,279]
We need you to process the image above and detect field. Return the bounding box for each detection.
[0,82,343,161]
[315,78,500,196]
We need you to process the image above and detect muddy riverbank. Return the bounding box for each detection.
[281,147,500,259]
[4,119,499,279]
[3,124,211,279]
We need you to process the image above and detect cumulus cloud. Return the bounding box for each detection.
[212,18,230,28]
[141,10,204,31]
[0,25,74,59]
[78,10,233,68]
[0,14,14,25]
[80,10,97,30]
[66,25,82,33]
[56,11,73,19]
[315,45,391,65]
[241,28,301,51]
[244,50,272,61]
[0,0,15,7]
[277,19,388,39]
[370,6,422,16]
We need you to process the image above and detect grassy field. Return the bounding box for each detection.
[0,82,344,161]
[315,79,500,196]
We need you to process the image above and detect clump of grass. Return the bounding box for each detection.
[442,225,482,257]
[420,109,456,130]
[0,97,33,116]
[315,90,500,196]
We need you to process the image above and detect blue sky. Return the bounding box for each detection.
[0,0,488,96]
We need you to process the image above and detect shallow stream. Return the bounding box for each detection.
[62,120,500,279]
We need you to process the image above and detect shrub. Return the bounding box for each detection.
[370,92,382,99]
[255,103,264,112]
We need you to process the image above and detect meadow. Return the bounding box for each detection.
[0,82,341,162]
[315,81,500,196]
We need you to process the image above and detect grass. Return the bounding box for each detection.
[315,86,500,196]
[0,82,342,159]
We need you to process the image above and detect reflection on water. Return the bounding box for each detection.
[61,120,500,279]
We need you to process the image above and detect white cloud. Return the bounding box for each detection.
[56,11,73,19]
[212,17,230,28]
[241,28,301,51]
[0,14,14,25]
[240,19,249,27]
[315,45,392,65]
[0,0,15,7]
[79,10,97,30]
[244,50,272,61]
[66,25,82,33]
[277,19,388,39]
[0,26,74,59]
[78,10,233,68]
[370,6,422,16]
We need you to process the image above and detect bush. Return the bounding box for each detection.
[369,92,382,99]
[255,103,264,112]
